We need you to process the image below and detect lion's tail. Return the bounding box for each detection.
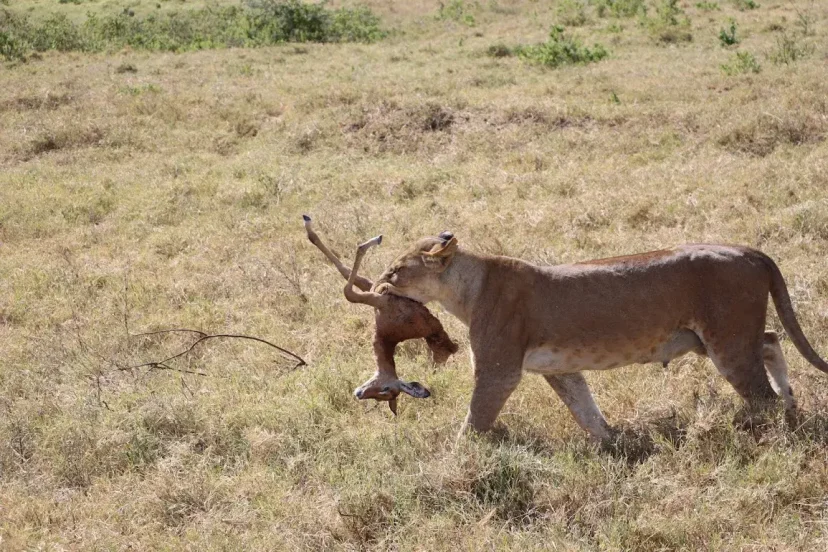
[759,251,828,373]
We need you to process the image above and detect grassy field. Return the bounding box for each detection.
[2,0,828,549]
[8,0,237,20]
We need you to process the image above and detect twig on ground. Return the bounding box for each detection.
[120,328,307,376]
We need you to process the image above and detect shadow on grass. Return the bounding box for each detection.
[482,411,688,464]
[600,411,689,465]
[788,408,828,445]
[468,401,828,467]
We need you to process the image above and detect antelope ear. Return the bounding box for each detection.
[398,381,431,399]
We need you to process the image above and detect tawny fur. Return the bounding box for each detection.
[376,237,826,439]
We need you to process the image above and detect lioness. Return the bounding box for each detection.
[375,234,828,439]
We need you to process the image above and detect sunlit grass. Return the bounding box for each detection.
[1,0,828,549]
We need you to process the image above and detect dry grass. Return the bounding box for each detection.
[2,0,828,549]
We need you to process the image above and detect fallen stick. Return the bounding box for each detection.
[120,328,307,375]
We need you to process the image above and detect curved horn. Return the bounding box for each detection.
[302,215,373,292]
[344,235,387,308]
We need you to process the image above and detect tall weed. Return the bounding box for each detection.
[644,0,693,44]
[593,0,648,18]
[516,25,608,68]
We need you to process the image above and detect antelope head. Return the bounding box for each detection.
[354,371,431,415]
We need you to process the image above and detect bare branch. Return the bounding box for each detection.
[145,362,208,377]
[122,329,307,375]
[132,328,208,339]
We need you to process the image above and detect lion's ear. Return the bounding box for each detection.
[422,236,458,270]
[426,236,458,258]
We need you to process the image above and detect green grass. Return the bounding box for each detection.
[1,0,828,549]
[515,25,609,68]
[1,1,385,61]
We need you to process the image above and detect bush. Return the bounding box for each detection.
[32,13,87,52]
[248,0,330,43]
[516,25,608,68]
[769,32,813,65]
[556,0,589,27]
[0,9,30,61]
[718,19,738,46]
[329,6,385,43]
[731,0,759,10]
[0,1,386,61]
[721,51,760,75]
[594,0,647,19]
[645,0,693,44]
[436,0,476,27]
[0,29,27,61]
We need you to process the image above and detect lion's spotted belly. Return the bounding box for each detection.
[521,347,634,374]
[521,329,705,374]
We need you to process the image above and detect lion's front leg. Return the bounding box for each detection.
[457,345,523,439]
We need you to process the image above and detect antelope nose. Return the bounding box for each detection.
[354,388,364,399]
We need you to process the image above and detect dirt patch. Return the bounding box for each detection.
[26,126,106,158]
[343,100,459,153]
[1,92,74,113]
[490,105,596,130]
[422,103,454,131]
[719,111,826,156]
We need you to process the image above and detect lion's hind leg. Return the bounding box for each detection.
[702,328,779,431]
[763,331,797,419]
[544,373,613,441]
[703,332,776,404]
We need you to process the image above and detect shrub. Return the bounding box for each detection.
[645,0,693,44]
[769,32,813,65]
[594,0,647,18]
[516,25,608,68]
[794,8,816,37]
[556,0,589,27]
[0,30,27,61]
[0,9,30,61]
[248,0,330,43]
[655,0,685,26]
[436,0,476,27]
[329,6,385,43]
[32,13,87,52]
[731,0,759,10]
[0,1,386,61]
[83,8,251,51]
[721,51,760,75]
[718,19,738,46]
[696,2,720,10]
